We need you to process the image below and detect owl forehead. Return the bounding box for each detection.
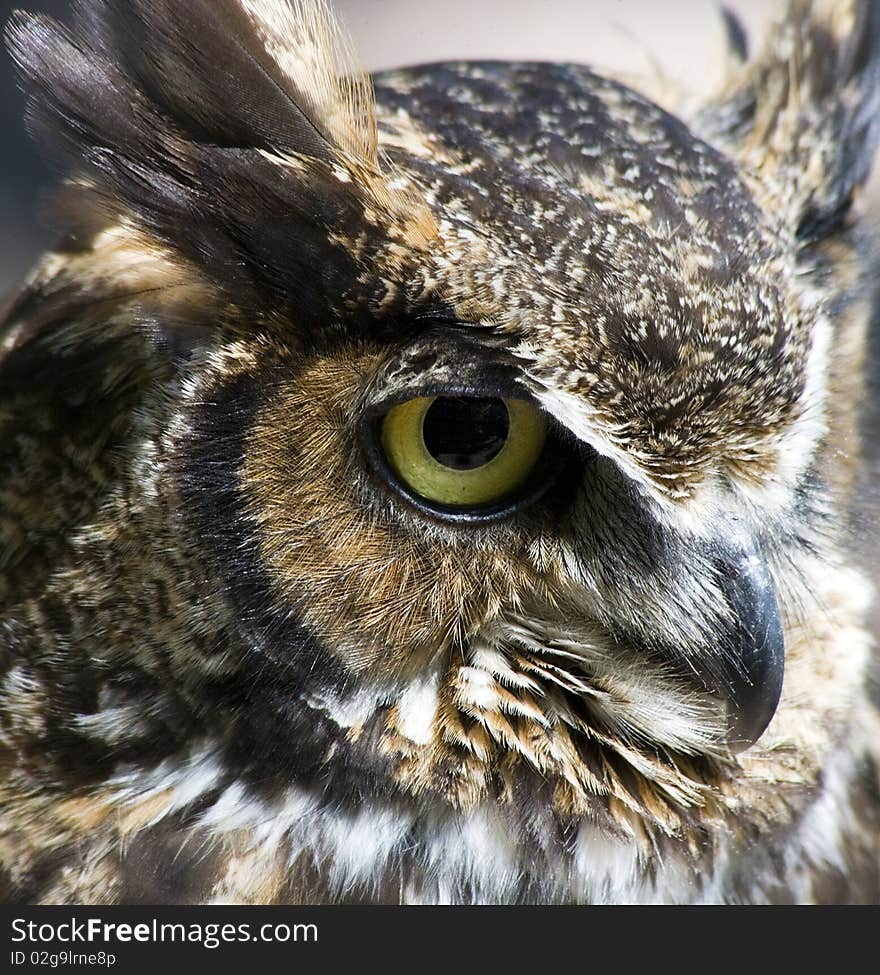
[369,62,810,488]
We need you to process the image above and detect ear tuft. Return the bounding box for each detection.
[233,0,379,168]
[41,0,378,167]
[699,0,880,242]
[5,1,436,315]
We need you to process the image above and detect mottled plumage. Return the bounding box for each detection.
[1,0,879,904]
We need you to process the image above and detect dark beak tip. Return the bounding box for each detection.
[713,544,786,752]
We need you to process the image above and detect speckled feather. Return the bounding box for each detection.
[1,0,879,904]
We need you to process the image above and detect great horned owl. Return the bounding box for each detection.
[1,0,879,905]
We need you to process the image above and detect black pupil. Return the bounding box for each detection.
[422,397,510,470]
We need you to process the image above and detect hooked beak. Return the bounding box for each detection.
[700,542,786,752]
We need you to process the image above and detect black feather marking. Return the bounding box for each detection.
[175,370,393,798]
[720,6,749,63]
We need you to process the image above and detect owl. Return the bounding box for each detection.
[1,0,879,905]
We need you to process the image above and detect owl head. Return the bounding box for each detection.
[2,0,879,901]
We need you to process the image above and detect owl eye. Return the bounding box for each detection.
[379,395,548,511]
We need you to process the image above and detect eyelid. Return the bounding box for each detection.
[363,379,533,420]
[361,326,530,419]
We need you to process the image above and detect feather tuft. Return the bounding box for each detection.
[4,0,437,319]
[698,0,880,241]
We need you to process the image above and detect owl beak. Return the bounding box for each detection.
[706,543,786,752]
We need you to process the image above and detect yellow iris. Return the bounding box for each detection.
[380,396,547,508]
